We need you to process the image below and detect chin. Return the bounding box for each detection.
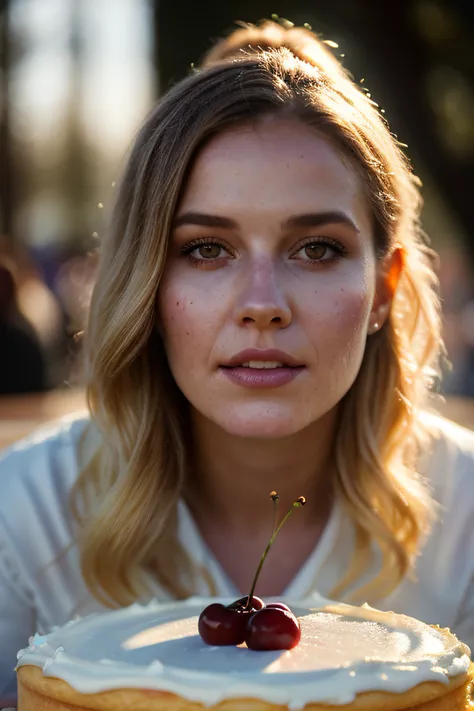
[216,405,312,439]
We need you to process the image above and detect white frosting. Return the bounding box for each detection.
[16,594,471,709]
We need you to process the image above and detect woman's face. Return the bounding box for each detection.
[158,117,389,438]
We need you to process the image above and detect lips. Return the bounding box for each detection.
[222,349,304,369]
[240,361,285,369]
[220,349,305,389]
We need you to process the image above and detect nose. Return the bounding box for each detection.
[233,258,292,329]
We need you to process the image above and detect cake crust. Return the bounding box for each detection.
[17,662,474,711]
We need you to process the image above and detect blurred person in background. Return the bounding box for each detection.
[0,258,47,395]
[0,232,67,393]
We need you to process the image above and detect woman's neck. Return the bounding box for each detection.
[185,407,339,533]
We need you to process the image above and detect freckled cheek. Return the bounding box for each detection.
[157,285,220,365]
[302,288,372,346]
[159,297,193,346]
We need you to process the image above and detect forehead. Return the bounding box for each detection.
[180,117,367,218]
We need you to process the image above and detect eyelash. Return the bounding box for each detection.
[178,237,234,266]
[178,236,347,266]
[291,236,347,262]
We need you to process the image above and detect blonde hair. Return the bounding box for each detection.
[72,21,443,608]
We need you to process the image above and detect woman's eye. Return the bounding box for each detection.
[292,240,344,262]
[193,244,224,259]
[303,243,328,260]
[182,241,230,261]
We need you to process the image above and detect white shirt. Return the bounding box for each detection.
[1,413,473,697]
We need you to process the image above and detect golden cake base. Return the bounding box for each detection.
[17,662,474,711]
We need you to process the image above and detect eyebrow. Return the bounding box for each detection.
[173,210,360,233]
[284,211,360,234]
[173,212,238,229]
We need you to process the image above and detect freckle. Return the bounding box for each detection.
[176,301,180,306]
[186,331,190,336]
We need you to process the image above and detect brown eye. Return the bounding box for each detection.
[304,243,327,260]
[197,244,222,259]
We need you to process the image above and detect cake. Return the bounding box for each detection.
[16,595,473,710]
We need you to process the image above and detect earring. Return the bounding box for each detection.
[370,322,380,334]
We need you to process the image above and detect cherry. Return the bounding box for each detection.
[198,603,250,645]
[266,602,291,612]
[246,607,301,651]
[199,596,264,646]
[228,596,265,611]
[198,492,306,650]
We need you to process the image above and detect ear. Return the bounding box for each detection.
[368,247,404,335]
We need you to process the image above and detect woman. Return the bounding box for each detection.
[1,20,473,699]
[0,260,47,395]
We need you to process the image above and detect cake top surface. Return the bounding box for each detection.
[16,594,471,709]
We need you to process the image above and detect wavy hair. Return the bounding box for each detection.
[72,21,443,608]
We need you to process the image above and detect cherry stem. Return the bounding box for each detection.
[245,495,305,610]
[270,491,280,536]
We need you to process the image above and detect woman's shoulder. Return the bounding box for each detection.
[0,415,93,519]
[419,409,474,501]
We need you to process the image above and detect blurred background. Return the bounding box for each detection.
[0,0,473,442]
